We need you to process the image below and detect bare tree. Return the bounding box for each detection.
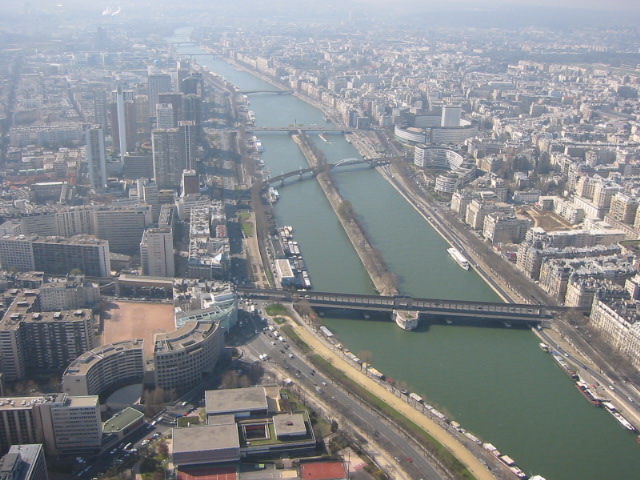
[221,371,240,389]
[358,350,374,365]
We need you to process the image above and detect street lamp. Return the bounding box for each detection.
[163,458,173,480]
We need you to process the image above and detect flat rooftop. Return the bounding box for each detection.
[205,387,268,416]
[273,413,307,437]
[103,407,145,433]
[0,393,98,411]
[173,424,240,453]
[207,414,236,426]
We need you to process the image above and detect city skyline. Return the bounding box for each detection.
[2,2,640,479]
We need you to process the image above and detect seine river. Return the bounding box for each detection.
[171,28,640,480]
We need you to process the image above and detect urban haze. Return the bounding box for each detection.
[0,2,640,480]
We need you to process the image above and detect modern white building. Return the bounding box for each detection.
[93,205,152,255]
[147,73,173,116]
[0,393,101,456]
[140,227,175,277]
[590,296,640,370]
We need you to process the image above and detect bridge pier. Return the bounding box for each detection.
[393,309,420,330]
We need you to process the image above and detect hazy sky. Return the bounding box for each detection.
[16,0,640,11]
[5,0,640,20]
[351,0,640,12]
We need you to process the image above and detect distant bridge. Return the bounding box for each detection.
[246,126,352,133]
[262,157,399,187]
[237,288,575,325]
[239,89,294,95]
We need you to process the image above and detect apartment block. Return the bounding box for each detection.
[62,340,144,397]
[0,394,101,456]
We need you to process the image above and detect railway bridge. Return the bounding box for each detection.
[237,288,578,325]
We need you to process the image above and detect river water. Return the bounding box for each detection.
[171,29,640,480]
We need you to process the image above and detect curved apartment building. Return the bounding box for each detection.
[394,122,477,146]
[62,339,144,396]
[153,320,224,391]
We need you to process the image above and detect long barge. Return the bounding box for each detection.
[277,226,312,290]
[550,351,579,379]
[576,381,601,407]
[603,402,637,432]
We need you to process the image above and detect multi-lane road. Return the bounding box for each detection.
[239,304,446,479]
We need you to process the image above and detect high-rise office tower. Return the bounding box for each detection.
[156,103,175,129]
[182,94,202,125]
[123,154,154,180]
[140,227,175,277]
[180,73,204,96]
[85,125,107,191]
[134,94,150,137]
[115,86,128,161]
[148,73,172,115]
[152,128,186,188]
[179,121,197,170]
[177,59,190,89]
[110,88,136,159]
[92,89,109,132]
[181,170,200,197]
[158,92,183,125]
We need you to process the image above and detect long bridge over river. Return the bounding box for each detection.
[239,89,294,95]
[237,288,579,325]
[246,126,352,133]
[262,156,400,187]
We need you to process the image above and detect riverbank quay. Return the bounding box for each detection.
[282,308,498,480]
[257,334,415,480]
[360,137,640,432]
[292,132,399,297]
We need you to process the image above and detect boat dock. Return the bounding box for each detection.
[275,225,312,290]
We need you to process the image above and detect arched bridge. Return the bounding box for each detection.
[261,157,399,187]
[237,288,578,325]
